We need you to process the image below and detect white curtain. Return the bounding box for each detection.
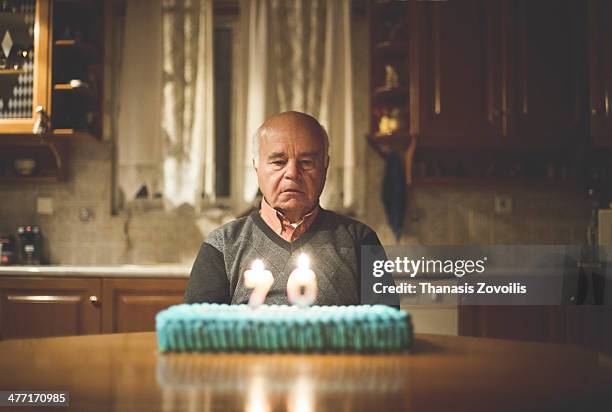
[117,0,214,210]
[117,0,163,200]
[161,0,215,209]
[239,0,355,211]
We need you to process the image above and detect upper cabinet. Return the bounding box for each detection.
[415,0,500,148]
[0,0,50,134]
[368,0,411,153]
[589,0,612,145]
[49,0,104,138]
[0,0,103,138]
[506,0,587,147]
[0,0,103,183]
[413,0,586,149]
[367,0,593,185]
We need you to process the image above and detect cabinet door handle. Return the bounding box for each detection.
[89,295,100,306]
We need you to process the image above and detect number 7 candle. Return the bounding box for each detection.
[244,259,274,308]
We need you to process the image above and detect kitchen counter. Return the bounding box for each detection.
[1,332,611,411]
[0,264,191,277]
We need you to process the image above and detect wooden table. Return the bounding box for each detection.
[0,332,611,411]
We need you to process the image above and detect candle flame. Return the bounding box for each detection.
[252,259,264,271]
[297,253,309,270]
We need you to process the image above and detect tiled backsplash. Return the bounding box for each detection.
[0,140,205,265]
[364,167,591,246]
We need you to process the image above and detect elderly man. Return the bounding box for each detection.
[185,111,397,306]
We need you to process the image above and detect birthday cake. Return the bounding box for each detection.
[156,303,412,353]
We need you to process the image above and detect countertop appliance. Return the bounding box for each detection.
[0,234,16,265]
[17,225,43,265]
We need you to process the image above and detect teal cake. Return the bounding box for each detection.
[156,304,412,353]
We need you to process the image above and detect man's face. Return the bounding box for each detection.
[255,118,328,220]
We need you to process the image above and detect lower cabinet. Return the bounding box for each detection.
[101,278,187,333]
[0,276,187,339]
[0,277,102,339]
[459,305,612,354]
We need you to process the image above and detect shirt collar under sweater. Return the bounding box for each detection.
[259,197,319,242]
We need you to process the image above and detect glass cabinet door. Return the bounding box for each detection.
[0,0,49,133]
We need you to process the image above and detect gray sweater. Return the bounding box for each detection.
[184,209,398,307]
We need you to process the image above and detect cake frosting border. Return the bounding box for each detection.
[156,304,412,353]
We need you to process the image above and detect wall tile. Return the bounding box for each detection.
[467,209,492,244]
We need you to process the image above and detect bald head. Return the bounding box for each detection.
[252,111,329,165]
[253,111,329,221]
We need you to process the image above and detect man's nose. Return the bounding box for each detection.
[284,160,301,180]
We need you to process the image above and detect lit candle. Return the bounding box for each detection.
[287,253,317,307]
[244,259,274,308]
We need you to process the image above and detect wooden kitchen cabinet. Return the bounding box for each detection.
[565,305,605,350]
[414,0,586,148]
[415,0,501,148]
[460,305,611,355]
[0,0,103,137]
[48,0,104,138]
[589,0,612,145]
[0,0,50,134]
[0,276,187,339]
[0,0,104,183]
[0,276,102,339]
[101,278,187,333]
[368,0,589,184]
[506,0,587,147]
[459,305,566,343]
[605,306,612,353]
[367,0,412,154]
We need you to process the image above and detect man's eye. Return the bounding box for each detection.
[300,160,314,168]
[272,160,286,166]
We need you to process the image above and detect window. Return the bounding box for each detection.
[111,2,243,213]
[204,8,241,211]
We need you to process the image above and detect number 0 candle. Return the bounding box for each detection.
[244,259,274,308]
[287,253,317,307]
